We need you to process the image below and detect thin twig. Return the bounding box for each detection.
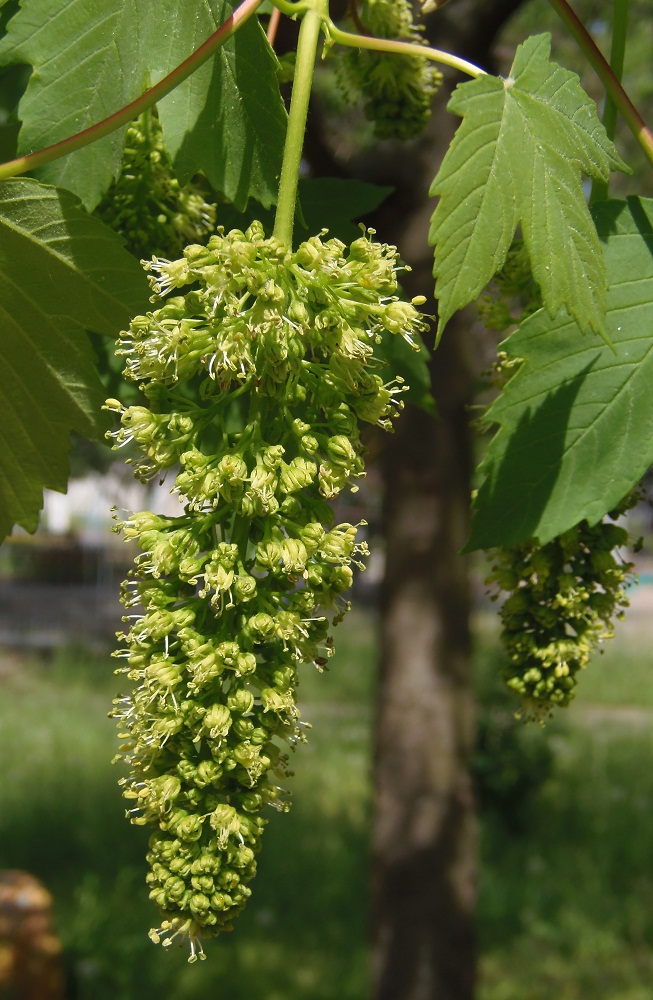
[348,0,370,36]
[267,6,282,44]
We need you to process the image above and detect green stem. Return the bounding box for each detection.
[0,0,264,183]
[548,0,653,173]
[602,0,629,143]
[590,0,629,203]
[273,3,326,246]
[326,22,486,79]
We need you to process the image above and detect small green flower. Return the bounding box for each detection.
[487,493,638,719]
[336,0,442,141]
[95,108,216,260]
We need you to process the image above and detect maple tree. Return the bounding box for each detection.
[0,0,651,978]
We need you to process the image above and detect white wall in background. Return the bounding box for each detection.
[40,470,184,544]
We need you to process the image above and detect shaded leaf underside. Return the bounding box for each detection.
[0,177,149,539]
[467,196,653,550]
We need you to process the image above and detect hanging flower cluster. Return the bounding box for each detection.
[487,493,639,721]
[107,221,428,959]
[96,109,216,261]
[337,0,443,140]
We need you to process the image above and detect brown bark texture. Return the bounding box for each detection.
[361,5,525,999]
[373,308,477,1000]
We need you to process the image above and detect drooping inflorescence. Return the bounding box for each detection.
[337,0,442,140]
[96,109,216,261]
[107,221,428,958]
[487,493,640,721]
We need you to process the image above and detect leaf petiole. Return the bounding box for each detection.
[591,0,629,203]
[325,21,486,79]
[0,0,265,183]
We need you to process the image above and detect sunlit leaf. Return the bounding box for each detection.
[429,34,628,340]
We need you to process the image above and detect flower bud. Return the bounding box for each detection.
[326,435,357,467]
[279,457,315,494]
[196,761,223,788]
[232,573,257,603]
[227,688,255,715]
[201,705,232,740]
[168,811,203,842]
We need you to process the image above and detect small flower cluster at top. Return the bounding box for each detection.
[96,108,216,261]
[487,492,640,721]
[106,221,428,958]
[337,0,443,141]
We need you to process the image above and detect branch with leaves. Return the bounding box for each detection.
[1,0,652,960]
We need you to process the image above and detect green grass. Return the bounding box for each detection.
[571,606,653,710]
[478,725,653,1000]
[2,605,653,998]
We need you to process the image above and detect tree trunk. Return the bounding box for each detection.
[368,5,525,998]
[373,318,477,1000]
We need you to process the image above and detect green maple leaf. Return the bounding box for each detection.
[467,197,653,551]
[429,33,628,340]
[0,177,149,541]
[0,0,286,211]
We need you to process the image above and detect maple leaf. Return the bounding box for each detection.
[466,197,653,551]
[429,33,629,340]
[0,178,149,540]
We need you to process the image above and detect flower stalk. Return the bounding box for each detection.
[273,2,328,246]
[326,21,486,79]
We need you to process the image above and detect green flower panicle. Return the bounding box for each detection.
[337,0,443,141]
[96,109,216,261]
[108,222,427,958]
[487,494,640,721]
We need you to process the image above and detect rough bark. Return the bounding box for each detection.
[366,5,525,999]
[372,310,477,1000]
